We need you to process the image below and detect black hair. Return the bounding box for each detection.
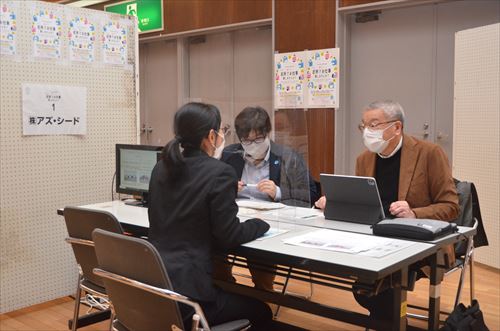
[234,106,272,139]
[162,102,221,180]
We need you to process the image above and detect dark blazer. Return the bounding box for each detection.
[148,149,269,302]
[221,141,320,207]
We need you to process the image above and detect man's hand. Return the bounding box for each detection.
[315,196,326,210]
[237,181,245,192]
[389,201,416,218]
[257,179,277,200]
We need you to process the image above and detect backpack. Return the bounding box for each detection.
[440,299,489,331]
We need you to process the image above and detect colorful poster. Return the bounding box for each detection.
[102,20,127,66]
[31,6,62,59]
[274,52,305,109]
[68,15,96,63]
[0,1,18,56]
[22,84,87,136]
[306,48,339,108]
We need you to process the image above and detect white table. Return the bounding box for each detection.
[59,200,475,331]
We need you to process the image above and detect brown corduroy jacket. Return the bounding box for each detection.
[356,134,459,221]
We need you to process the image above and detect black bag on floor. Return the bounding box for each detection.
[440,300,489,331]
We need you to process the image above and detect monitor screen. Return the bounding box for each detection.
[115,144,162,199]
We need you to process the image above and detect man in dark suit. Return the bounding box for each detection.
[220,106,319,291]
[222,106,319,208]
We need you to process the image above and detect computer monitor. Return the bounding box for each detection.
[115,144,162,206]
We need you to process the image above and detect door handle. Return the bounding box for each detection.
[437,131,449,140]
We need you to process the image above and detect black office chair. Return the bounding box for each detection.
[407,179,489,321]
[92,229,251,331]
[63,206,123,331]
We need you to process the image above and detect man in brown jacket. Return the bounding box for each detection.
[316,100,459,326]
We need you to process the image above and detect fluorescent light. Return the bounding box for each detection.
[65,0,110,8]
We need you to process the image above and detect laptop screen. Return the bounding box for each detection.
[319,174,386,225]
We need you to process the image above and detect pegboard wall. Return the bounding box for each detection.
[0,1,138,313]
[453,23,499,269]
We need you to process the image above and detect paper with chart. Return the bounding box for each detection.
[283,229,415,257]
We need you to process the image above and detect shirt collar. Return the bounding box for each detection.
[378,135,403,159]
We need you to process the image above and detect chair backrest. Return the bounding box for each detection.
[64,207,123,288]
[92,229,184,331]
[453,179,489,255]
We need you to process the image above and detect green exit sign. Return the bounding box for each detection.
[105,0,164,34]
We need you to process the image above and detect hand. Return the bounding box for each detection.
[257,179,277,200]
[315,196,326,210]
[237,181,245,192]
[389,201,416,218]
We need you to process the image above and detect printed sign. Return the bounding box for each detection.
[274,52,306,109]
[102,19,127,65]
[306,48,339,108]
[68,14,96,63]
[31,5,62,59]
[0,1,18,56]
[22,84,87,135]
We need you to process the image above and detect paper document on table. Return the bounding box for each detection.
[261,207,322,221]
[256,228,290,241]
[238,207,259,217]
[236,200,286,210]
[283,229,415,257]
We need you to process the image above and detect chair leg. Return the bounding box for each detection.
[454,264,467,308]
[108,307,115,331]
[71,274,83,331]
[469,251,475,303]
[273,268,292,318]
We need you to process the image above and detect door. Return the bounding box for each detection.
[340,0,499,174]
[139,40,177,146]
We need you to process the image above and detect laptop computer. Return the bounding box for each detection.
[319,174,386,225]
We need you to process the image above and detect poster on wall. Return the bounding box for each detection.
[31,5,62,60]
[67,14,96,63]
[102,19,127,66]
[306,48,339,108]
[0,1,18,56]
[22,83,87,135]
[274,52,306,109]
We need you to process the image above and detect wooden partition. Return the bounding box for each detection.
[88,0,271,37]
[275,0,336,179]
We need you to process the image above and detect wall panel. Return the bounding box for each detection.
[274,0,336,179]
[0,2,138,312]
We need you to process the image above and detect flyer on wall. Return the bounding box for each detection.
[68,14,96,63]
[306,48,339,108]
[0,1,18,56]
[274,52,306,109]
[102,19,127,66]
[31,4,62,60]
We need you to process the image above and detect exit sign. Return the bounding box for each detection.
[105,0,164,34]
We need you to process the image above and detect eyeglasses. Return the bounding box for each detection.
[358,120,398,132]
[218,124,231,137]
[240,135,266,146]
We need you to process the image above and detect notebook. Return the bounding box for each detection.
[319,174,385,225]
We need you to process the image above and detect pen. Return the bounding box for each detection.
[242,183,258,188]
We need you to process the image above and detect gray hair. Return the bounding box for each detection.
[364,100,405,124]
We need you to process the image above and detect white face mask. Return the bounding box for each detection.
[362,123,396,154]
[242,137,270,162]
[212,132,225,160]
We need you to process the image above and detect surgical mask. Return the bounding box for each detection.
[243,137,270,162]
[362,123,396,154]
[212,133,225,160]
